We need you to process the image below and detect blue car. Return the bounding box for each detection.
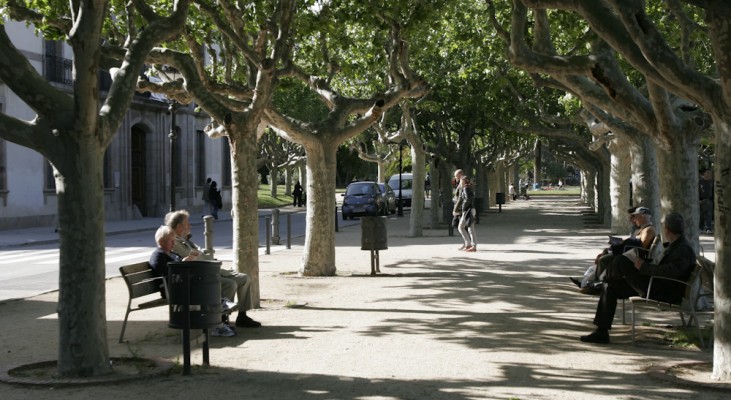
[341,182,386,220]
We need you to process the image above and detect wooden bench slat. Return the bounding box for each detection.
[119,261,168,343]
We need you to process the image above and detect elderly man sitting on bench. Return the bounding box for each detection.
[164,210,261,330]
[580,212,695,344]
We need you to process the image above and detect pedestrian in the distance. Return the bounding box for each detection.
[293,181,304,207]
[209,180,222,219]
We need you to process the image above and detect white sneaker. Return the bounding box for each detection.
[221,298,237,312]
[211,324,236,337]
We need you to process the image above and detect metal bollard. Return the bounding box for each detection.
[286,213,291,249]
[271,209,281,245]
[265,216,271,255]
[203,215,215,258]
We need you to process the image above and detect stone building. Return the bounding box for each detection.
[0,20,228,229]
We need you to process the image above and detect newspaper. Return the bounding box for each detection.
[622,248,639,262]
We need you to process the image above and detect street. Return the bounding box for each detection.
[0,208,363,302]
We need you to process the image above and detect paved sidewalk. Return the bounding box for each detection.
[0,196,721,399]
[0,211,241,249]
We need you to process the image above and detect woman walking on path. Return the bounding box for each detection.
[457,175,477,252]
[209,180,222,219]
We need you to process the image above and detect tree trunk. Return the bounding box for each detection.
[429,158,440,227]
[656,133,700,251]
[584,168,596,210]
[497,161,508,209]
[56,144,111,377]
[597,151,611,225]
[609,139,631,234]
[475,164,489,211]
[713,117,731,380]
[628,135,660,214]
[438,160,454,230]
[488,168,499,208]
[269,167,278,198]
[408,143,425,237]
[300,139,337,276]
[511,163,520,201]
[377,160,387,183]
[284,167,293,196]
[298,163,307,192]
[230,132,261,306]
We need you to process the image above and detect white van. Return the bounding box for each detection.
[387,173,413,207]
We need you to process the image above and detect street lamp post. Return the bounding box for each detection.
[158,65,184,213]
[168,101,179,212]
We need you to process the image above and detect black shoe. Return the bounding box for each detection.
[569,277,582,288]
[235,315,262,328]
[580,281,603,295]
[580,330,610,344]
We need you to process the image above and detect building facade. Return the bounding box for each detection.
[0,20,229,230]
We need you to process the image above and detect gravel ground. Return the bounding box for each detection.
[0,195,724,399]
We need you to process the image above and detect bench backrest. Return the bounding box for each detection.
[690,256,715,311]
[119,261,164,300]
[647,235,663,263]
[625,234,661,262]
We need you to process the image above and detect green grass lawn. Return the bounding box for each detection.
[257,186,348,209]
[258,187,294,209]
[527,186,581,196]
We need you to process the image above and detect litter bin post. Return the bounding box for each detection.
[203,215,215,258]
[265,216,271,255]
[495,192,505,213]
[361,216,388,275]
[168,260,222,375]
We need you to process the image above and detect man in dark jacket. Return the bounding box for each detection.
[580,212,696,344]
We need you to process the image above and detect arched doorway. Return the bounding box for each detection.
[131,125,147,216]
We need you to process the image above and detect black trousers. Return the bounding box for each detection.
[593,256,650,330]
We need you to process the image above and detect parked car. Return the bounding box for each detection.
[377,183,397,215]
[341,181,386,220]
[387,173,413,207]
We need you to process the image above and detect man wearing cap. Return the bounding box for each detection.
[580,212,696,344]
[571,207,656,292]
[594,207,658,286]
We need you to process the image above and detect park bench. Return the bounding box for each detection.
[629,255,715,348]
[119,260,239,343]
[579,234,662,324]
[118,261,168,343]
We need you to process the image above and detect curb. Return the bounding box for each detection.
[0,357,174,388]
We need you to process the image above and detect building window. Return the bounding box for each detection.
[45,159,56,190]
[196,130,206,186]
[222,139,231,187]
[44,40,72,85]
